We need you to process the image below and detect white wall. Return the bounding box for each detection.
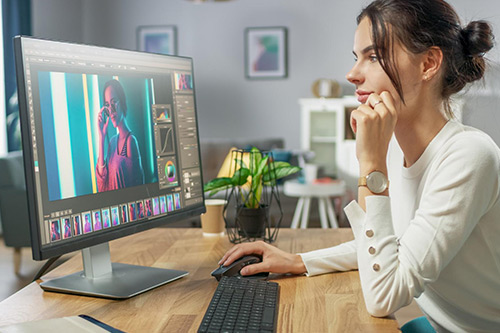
[32,0,500,149]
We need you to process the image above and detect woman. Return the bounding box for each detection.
[219,0,500,331]
[50,221,61,241]
[96,79,144,192]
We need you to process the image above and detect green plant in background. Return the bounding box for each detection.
[204,147,301,209]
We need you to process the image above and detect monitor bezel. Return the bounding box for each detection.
[14,36,206,261]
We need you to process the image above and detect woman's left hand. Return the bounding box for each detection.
[350,91,397,173]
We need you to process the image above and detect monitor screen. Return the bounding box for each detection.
[15,36,205,261]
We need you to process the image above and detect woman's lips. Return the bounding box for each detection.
[356,90,373,104]
[357,93,370,104]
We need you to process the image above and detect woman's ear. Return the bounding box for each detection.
[422,46,443,81]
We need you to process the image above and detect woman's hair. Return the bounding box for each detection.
[358,0,494,117]
[102,79,128,117]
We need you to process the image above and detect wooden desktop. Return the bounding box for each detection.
[0,228,398,332]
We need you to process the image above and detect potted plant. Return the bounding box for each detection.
[204,147,301,242]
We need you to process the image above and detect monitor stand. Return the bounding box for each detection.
[40,242,188,299]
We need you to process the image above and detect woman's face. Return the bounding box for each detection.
[346,17,423,111]
[104,85,124,128]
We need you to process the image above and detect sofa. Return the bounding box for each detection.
[0,151,31,273]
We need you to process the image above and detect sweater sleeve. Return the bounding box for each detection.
[299,240,358,276]
[298,201,365,276]
[346,134,500,317]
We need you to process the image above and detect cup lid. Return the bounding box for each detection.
[204,199,227,206]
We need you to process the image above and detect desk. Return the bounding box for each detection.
[0,228,398,332]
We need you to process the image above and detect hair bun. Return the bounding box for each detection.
[460,20,494,58]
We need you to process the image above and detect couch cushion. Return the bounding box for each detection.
[0,150,25,189]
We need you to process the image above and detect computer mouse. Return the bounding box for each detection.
[211,255,269,281]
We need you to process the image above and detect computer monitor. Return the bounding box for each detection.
[14,36,205,298]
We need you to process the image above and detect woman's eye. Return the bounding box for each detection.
[369,55,378,63]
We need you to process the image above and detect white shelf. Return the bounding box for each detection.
[311,136,336,143]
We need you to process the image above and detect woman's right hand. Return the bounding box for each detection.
[218,241,307,276]
[98,106,110,139]
[350,91,397,174]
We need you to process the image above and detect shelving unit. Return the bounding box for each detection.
[299,96,360,191]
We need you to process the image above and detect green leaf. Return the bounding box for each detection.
[262,166,301,182]
[231,168,250,186]
[255,156,269,177]
[253,180,263,209]
[250,156,268,202]
[263,180,277,186]
[209,185,232,197]
[250,174,262,206]
[263,161,291,175]
[250,147,261,175]
[204,177,232,192]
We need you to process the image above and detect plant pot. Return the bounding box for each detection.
[237,205,269,238]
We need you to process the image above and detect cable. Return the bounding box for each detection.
[32,255,61,282]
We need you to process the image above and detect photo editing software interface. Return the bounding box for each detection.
[19,38,203,249]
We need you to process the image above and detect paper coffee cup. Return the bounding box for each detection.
[201,199,226,236]
[304,164,318,183]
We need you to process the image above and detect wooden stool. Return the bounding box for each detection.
[283,179,346,229]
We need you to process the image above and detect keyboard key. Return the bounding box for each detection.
[262,306,275,323]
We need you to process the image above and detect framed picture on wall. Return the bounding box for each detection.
[245,27,288,79]
[137,25,177,55]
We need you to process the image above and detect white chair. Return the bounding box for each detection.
[284,179,346,229]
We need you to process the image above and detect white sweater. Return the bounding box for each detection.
[299,121,500,332]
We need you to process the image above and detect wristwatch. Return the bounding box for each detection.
[358,171,389,194]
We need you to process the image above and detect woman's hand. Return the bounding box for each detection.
[350,92,397,174]
[218,241,307,276]
[98,106,110,139]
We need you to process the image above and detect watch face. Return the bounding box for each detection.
[366,171,388,194]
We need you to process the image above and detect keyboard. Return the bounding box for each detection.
[198,276,280,333]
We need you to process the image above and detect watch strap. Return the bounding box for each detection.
[358,176,367,187]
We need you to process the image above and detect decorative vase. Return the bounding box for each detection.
[237,205,269,238]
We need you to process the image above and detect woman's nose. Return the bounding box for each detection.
[346,64,363,85]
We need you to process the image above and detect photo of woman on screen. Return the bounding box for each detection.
[96,79,145,192]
